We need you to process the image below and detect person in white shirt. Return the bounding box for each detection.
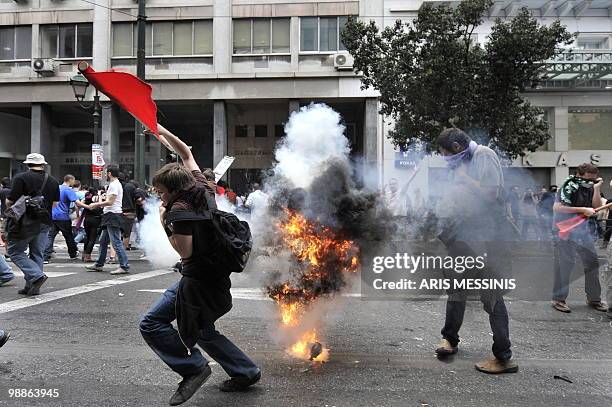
[85,165,129,274]
[244,183,268,213]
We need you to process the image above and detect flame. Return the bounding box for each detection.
[288,329,330,362]
[268,210,360,362]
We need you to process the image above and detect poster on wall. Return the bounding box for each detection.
[92,144,105,180]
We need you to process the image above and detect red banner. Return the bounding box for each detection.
[79,64,159,136]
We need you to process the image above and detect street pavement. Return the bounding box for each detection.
[0,242,610,407]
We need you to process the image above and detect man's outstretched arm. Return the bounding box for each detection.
[155,124,200,172]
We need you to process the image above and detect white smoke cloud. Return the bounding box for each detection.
[138,198,180,268]
[273,103,350,189]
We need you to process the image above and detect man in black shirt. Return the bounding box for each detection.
[121,179,137,250]
[139,124,260,406]
[6,153,60,296]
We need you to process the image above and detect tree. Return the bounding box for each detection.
[341,0,574,159]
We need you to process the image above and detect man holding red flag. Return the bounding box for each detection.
[552,163,607,313]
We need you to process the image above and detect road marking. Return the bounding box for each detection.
[0,269,174,314]
[138,287,273,301]
[11,271,76,278]
[138,288,364,301]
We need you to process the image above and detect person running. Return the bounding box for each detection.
[139,123,260,406]
[434,128,518,374]
[551,163,607,313]
[44,174,87,262]
[85,166,130,275]
[5,153,60,296]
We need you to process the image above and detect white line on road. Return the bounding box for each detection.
[11,271,76,278]
[0,269,174,314]
[138,288,364,301]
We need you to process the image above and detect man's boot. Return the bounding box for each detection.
[475,358,518,374]
[435,339,458,356]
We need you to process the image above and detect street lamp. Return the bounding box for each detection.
[69,71,112,185]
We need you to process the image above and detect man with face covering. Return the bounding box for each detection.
[139,124,260,406]
[434,128,518,374]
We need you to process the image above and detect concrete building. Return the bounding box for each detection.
[0,0,381,194]
[1,0,611,198]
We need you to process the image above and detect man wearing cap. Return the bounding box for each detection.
[5,153,60,296]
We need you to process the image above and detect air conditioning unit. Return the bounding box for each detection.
[333,53,354,70]
[32,58,56,75]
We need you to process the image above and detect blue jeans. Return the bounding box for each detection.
[442,291,512,361]
[95,226,129,270]
[0,253,13,283]
[552,234,601,302]
[7,224,49,285]
[44,220,79,260]
[139,281,260,379]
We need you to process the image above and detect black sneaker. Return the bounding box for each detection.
[169,365,212,406]
[26,275,48,296]
[0,331,10,348]
[219,370,261,392]
[18,285,32,295]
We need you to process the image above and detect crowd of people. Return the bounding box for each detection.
[0,161,268,282]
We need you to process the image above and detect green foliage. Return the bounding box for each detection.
[341,0,574,158]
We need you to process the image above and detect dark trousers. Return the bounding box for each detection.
[83,218,101,255]
[139,281,260,379]
[44,220,78,260]
[441,292,512,361]
[552,236,601,302]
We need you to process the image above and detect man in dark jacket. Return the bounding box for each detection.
[5,153,60,296]
[139,124,260,406]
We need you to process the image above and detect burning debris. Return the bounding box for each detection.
[260,103,392,362]
[267,210,359,362]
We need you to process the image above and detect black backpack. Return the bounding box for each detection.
[165,207,252,274]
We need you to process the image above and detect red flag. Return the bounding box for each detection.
[79,63,159,136]
[556,215,586,240]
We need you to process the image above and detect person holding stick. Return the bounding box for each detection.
[551,163,607,313]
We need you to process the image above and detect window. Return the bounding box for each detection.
[112,20,213,57]
[40,24,92,59]
[300,16,349,52]
[235,125,248,138]
[568,109,612,150]
[575,37,608,50]
[232,18,290,54]
[0,26,31,61]
[254,125,267,138]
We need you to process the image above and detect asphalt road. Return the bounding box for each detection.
[0,243,610,407]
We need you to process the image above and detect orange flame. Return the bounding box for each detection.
[270,210,360,362]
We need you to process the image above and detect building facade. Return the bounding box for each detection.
[0,0,381,194]
[1,0,612,197]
